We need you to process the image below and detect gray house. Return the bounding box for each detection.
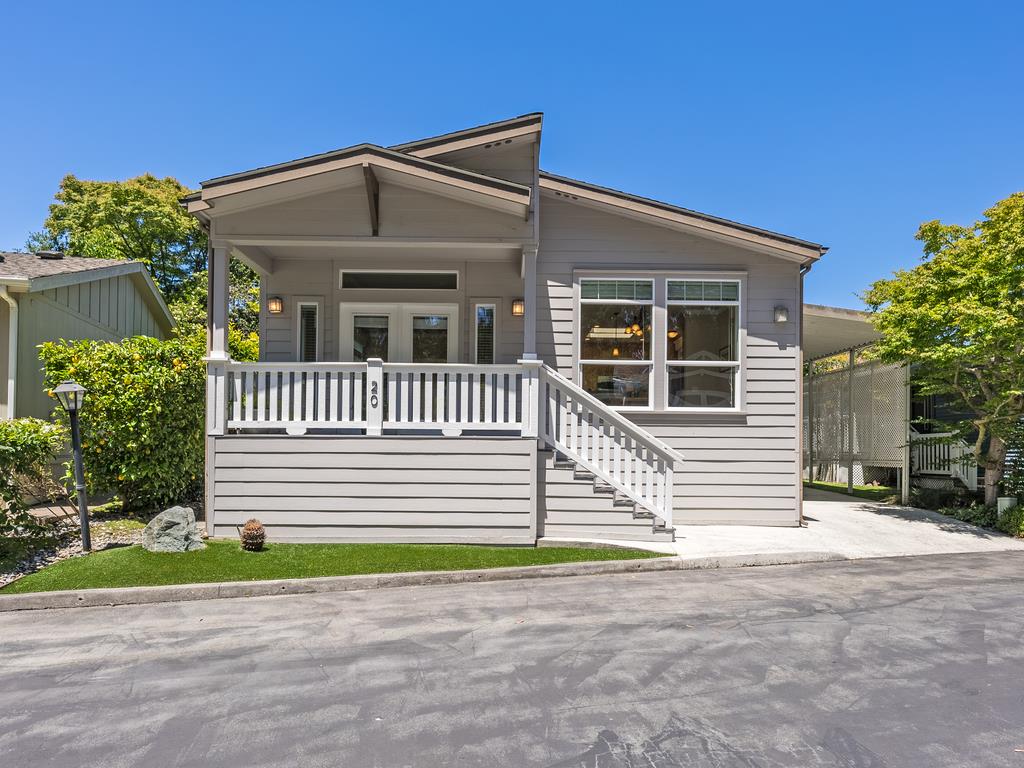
[0,251,174,420]
[186,114,827,543]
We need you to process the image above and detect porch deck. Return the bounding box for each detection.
[205,359,681,543]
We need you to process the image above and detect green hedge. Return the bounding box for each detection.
[39,334,205,511]
[937,502,1024,538]
[0,418,66,537]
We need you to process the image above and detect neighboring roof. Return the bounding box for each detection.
[0,251,175,334]
[389,112,543,156]
[0,251,130,280]
[803,303,880,360]
[540,171,826,261]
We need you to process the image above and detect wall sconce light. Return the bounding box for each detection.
[774,305,790,324]
[267,296,284,314]
[511,298,525,317]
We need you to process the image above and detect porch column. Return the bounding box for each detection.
[521,245,538,359]
[206,242,230,437]
[208,242,230,360]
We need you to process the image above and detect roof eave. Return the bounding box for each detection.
[390,113,544,156]
[540,171,826,262]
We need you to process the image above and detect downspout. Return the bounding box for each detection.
[798,261,813,524]
[0,286,17,419]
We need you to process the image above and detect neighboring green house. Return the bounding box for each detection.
[0,251,174,420]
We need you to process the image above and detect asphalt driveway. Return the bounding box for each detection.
[3,551,1024,767]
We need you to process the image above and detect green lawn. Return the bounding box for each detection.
[1,540,665,594]
[804,480,898,503]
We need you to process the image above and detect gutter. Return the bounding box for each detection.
[0,284,23,419]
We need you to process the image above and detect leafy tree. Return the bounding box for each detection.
[28,174,206,299]
[29,173,261,357]
[167,261,260,361]
[864,192,1024,505]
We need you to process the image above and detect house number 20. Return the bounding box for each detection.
[370,381,379,409]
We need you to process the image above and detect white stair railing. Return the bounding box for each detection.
[910,428,979,491]
[536,365,682,528]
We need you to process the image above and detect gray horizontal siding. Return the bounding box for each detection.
[537,194,803,526]
[539,457,667,540]
[210,435,536,542]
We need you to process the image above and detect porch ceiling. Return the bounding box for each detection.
[803,304,881,360]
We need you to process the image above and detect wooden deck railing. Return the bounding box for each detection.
[910,428,978,491]
[208,358,680,525]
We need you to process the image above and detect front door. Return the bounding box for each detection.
[340,303,459,363]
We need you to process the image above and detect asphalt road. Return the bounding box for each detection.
[2,552,1023,767]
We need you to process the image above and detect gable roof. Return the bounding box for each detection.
[183,113,826,261]
[185,142,532,221]
[0,252,175,333]
[389,112,543,157]
[540,171,826,263]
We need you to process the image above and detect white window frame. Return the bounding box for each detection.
[664,278,743,413]
[339,302,460,363]
[577,278,655,411]
[574,271,746,413]
[471,300,500,364]
[339,269,460,291]
[295,299,322,363]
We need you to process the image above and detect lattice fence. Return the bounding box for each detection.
[803,359,906,483]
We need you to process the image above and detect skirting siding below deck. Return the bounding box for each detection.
[209,435,537,543]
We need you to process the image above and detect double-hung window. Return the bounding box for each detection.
[576,276,742,411]
[578,279,653,408]
[665,280,740,409]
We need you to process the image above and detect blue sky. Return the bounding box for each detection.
[2,1,1021,308]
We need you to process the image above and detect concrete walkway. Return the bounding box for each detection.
[549,487,1024,559]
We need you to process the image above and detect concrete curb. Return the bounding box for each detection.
[0,550,845,612]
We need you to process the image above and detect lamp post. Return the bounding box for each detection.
[53,380,90,552]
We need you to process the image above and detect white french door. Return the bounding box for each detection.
[339,303,459,363]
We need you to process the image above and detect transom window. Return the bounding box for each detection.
[577,276,742,411]
[341,271,458,290]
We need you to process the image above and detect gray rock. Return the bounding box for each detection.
[142,506,206,553]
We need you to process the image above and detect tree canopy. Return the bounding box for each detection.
[28,174,206,299]
[29,173,260,359]
[864,192,1024,504]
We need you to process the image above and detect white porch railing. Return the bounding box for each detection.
[209,358,681,526]
[910,428,978,491]
[220,360,524,435]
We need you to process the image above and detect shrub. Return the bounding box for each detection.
[937,502,998,529]
[0,418,67,538]
[996,505,1024,538]
[39,333,206,511]
[910,485,979,512]
[240,519,265,551]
